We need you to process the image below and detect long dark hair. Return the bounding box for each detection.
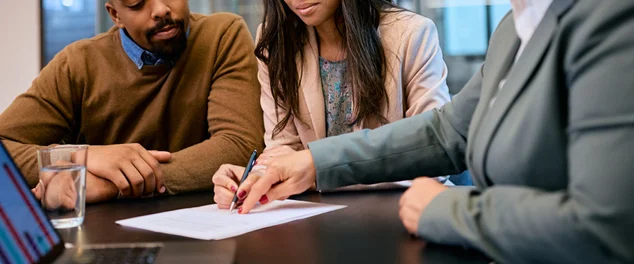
[255,0,403,137]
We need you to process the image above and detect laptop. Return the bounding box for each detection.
[0,141,236,264]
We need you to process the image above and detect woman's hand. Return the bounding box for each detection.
[235,149,317,214]
[212,164,245,209]
[253,145,297,171]
[399,177,448,235]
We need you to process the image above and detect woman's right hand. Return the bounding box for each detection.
[212,150,317,213]
[212,164,245,209]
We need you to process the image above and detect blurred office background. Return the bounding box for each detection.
[2,0,510,111]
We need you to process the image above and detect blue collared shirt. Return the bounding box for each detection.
[120,27,189,69]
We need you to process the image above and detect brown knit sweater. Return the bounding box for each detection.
[0,13,264,194]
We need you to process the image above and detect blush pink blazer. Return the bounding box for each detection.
[257,11,451,151]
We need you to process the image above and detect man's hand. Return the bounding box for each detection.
[32,171,119,206]
[85,171,120,203]
[399,177,448,235]
[87,144,171,198]
[33,169,77,210]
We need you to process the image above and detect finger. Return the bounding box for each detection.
[255,156,271,167]
[240,171,279,214]
[132,157,155,196]
[109,170,133,198]
[402,202,423,232]
[62,186,77,210]
[262,182,296,203]
[140,150,166,194]
[148,150,172,163]
[234,169,266,204]
[404,207,420,234]
[39,170,58,186]
[32,184,42,200]
[399,189,410,208]
[217,202,230,210]
[399,206,414,233]
[213,186,236,206]
[251,164,268,172]
[212,165,242,193]
[217,164,246,181]
[120,163,144,197]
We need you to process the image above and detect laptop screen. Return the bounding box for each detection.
[0,143,62,264]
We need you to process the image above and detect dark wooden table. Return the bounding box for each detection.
[57,189,491,264]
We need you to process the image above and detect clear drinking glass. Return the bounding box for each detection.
[36,145,87,228]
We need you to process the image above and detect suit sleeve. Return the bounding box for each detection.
[161,18,264,194]
[308,62,482,190]
[416,3,634,263]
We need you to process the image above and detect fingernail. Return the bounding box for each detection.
[238,190,247,199]
[238,207,243,214]
[253,160,258,165]
[160,186,166,193]
[259,195,268,204]
[231,186,237,192]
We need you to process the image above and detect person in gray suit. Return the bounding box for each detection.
[212,0,634,262]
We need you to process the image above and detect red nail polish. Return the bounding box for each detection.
[259,195,268,204]
[231,186,237,192]
[238,207,243,214]
[238,190,247,199]
[253,160,258,165]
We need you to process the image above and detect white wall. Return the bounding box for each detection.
[0,1,40,112]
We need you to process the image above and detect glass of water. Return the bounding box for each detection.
[36,145,87,229]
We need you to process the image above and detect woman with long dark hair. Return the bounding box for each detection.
[213,0,451,206]
[255,0,449,154]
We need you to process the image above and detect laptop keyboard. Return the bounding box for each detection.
[70,246,162,264]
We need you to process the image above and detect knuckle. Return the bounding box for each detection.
[114,156,126,165]
[142,168,154,178]
[268,188,279,199]
[212,175,224,185]
[131,177,143,187]
[121,185,131,194]
[149,159,160,169]
[122,149,134,158]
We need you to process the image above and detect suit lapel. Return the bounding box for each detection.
[300,27,327,140]
[471,0,575,184]
[467,18,520,143]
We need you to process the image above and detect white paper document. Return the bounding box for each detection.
[115,200,346,240]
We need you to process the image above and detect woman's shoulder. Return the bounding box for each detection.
[379,9,436,34]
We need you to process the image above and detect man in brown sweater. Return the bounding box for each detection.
[0,0,264,203]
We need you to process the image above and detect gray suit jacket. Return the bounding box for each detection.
[307,0,634,263]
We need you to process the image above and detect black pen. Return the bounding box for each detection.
[229,150,258,212]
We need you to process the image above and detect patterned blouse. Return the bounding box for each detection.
[319,57,354,137]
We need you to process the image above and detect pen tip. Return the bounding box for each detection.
[229,202,235,212]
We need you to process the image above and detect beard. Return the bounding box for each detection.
[145,18,187,62]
